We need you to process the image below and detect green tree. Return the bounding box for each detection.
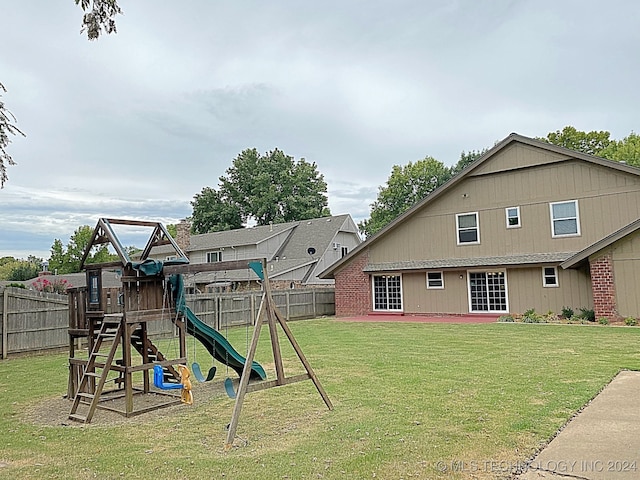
[538,126,613,156]
[191,187,243,234]
[598,132,640,167]
[192,148,330,233]
[450,149,489,176]
[0,83,25,188]
[166,224,177,238]
[74,0,123,40]
[8,259,41,281]
[0,256,42,281]
[48,225,116,274]
[358,157,451,238]
[0,257,18,280]
[48,239,68,274]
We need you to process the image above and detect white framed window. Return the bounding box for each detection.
[427,272,444,289]
[505,206,521,228]
[542,266,559,287]
[550,200,580,237]
[372,275,403,311]
[468,270,509,313]
[206,251,223,263]
[166,255,177,261]
[456,212,480,245]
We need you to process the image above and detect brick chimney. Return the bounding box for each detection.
[176,219,191,257]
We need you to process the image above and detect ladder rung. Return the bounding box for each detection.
[69,414,87,422]
[84,372,100,378]
[93,353,109,358]
[77,392,95,400]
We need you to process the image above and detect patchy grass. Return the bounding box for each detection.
[0,320,639,479]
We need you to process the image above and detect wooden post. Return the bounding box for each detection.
[123,320,134,415]
[312,289,317,318]
[250,294,256,326]
[286,291,290,321]
[2,288,9,359]
[262,267,285,384]
[225,293,267,449]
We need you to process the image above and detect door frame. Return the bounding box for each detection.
[466,269,509,313]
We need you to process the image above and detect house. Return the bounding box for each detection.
[150,214,361,291]
[320,133,640,321]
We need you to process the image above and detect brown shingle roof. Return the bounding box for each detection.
[364,252,577,272]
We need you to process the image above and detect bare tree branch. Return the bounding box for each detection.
[0,83,25,188]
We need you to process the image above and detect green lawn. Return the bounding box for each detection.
[1,320,639,479]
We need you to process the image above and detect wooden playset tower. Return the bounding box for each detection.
[67,218,189,423]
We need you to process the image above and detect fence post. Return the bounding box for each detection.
[3,288,9,359]
[286,291,290,320]
[250,293,255,326]
[312,289,317,318]
[216,296,221,331]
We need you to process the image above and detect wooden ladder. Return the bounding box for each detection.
[68,318,123,423]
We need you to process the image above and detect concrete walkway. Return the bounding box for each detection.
[517,370,640,480]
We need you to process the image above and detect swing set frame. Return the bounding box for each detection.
[164,257,333,448]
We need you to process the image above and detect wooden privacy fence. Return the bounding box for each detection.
[0,286,335,358]
[1,287,69,358]
[187,288,336,330]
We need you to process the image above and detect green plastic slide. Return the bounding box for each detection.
[169,274,266,381]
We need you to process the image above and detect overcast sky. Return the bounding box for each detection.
[2,1,639,260]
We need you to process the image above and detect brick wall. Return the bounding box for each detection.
[334,250,371,316]
[590,251,619,320]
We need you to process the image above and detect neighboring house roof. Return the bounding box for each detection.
[365,252,577,273]
[188,222,298,251]
[160,214,360,285]
[152,214,356,258]
[320,133,640,279]
[183,258,318,287]
[561,218,640,269]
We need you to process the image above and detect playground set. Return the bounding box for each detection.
[66,218,332,447]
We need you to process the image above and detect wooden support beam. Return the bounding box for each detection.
[225,373,311,395]
[225,290,267,449]
[125,309,168,323]
[163,258,266,276]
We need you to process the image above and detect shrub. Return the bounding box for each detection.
[543,312,560,323]
[624,317,638,326]
[497,315,515,323]
[578,307,596,322]
[32,277,71,294]
[522,309,544,323]
[598,317,609,325]
[7,282,26,288]
[561,306,574,319]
